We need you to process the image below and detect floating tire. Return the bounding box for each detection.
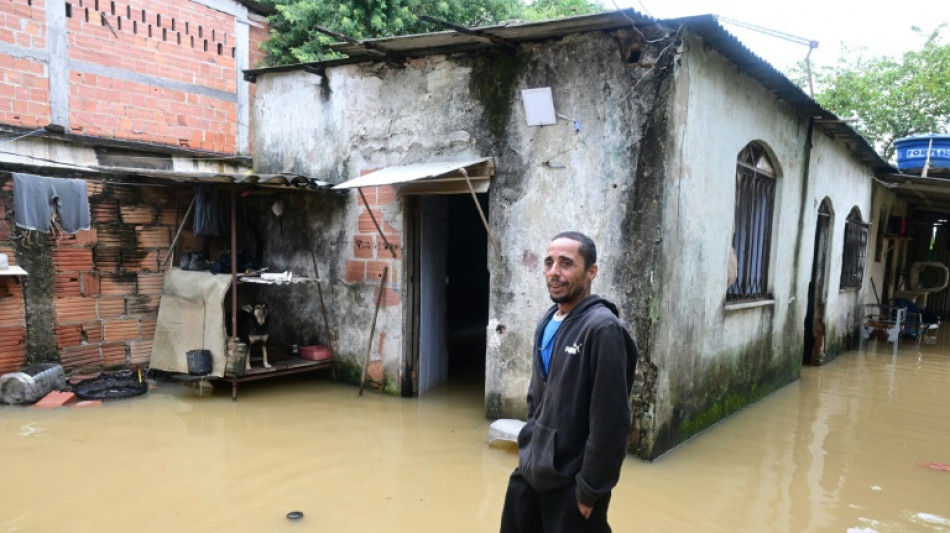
[74,374,148,401]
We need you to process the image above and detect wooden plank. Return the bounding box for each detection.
[216,356,335,401]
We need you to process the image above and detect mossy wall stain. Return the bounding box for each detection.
[655,337,802,454]
[469,53,525,143]
[619,32,677,459]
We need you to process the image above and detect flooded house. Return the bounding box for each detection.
[244,10,922,460]
[2,1,946,463]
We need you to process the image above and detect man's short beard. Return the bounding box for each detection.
[549,286,585,305]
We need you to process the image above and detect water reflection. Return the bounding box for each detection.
[1,333,950,532]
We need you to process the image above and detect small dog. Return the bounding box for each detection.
[237,304,270,370]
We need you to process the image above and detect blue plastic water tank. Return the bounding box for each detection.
[894,134,950,173]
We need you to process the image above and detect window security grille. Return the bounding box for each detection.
[728,143,776,302]
[841,209,868,289]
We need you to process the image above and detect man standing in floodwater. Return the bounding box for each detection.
[500,231,638,533]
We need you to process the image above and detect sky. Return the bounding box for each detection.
[606,0,946,72]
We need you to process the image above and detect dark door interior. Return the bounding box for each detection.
[444,193,489,387]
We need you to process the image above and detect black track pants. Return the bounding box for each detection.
[500,471,611,533]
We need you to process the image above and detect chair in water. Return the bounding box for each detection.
[892,298,940,346]
[860,304,904,355]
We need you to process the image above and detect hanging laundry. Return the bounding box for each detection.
[192,184,229,237]
[12,173,91,234]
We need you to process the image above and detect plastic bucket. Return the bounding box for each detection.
[186,349,213,376]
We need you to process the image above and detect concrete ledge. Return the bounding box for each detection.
[724,299,775,312]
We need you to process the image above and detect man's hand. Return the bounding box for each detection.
[578,503,593,519]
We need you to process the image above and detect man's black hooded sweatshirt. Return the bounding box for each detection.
[517,294,638,507]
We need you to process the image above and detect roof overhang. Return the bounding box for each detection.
[879,173,950,213]
[245,10,894,180]
[333,158,494,195]
[86,167,333,190]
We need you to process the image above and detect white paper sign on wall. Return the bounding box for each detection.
[522,87,556,126]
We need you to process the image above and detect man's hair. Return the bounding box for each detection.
[552,231,597,270]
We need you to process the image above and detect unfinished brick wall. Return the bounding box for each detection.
[1,0,267,153]
[346,185,402,307]
[245,11,268,153]
[0,250,27,374]
[0,178,26,372]
[50,181,194,372]
[0,174,197,373]
[65,0,237,150]
[248,12,268,69]
[0,0,50,128]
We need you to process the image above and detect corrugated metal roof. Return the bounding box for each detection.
[879,173,950,213]
[245,9,893,176]
[328,10,658,58]
[674,15,892,176]
[89,166,333,190]
[333,158,492,189]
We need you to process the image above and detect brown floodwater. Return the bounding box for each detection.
[3,333,950,532]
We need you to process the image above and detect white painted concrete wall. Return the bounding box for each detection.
[807,132,878,343]
[653,33,876,443]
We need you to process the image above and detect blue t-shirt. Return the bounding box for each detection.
[540,313,565,378]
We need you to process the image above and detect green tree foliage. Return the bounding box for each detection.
[793,25,950,162]
[260,0,604,66]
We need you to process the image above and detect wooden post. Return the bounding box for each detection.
[304,213,335,360]
[160,195,196,270]
[359,266,388,396]
[461,168,500,257]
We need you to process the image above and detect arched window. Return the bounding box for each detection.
[728,142,777,302]
[840,207,868,289]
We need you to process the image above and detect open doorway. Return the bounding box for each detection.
[804,199,832,365]
[411,193,489,395]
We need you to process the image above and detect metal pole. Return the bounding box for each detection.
[230,188,237,340]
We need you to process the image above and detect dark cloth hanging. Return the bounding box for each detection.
[192,185,229,237]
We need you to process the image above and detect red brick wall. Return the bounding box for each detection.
[346,185,402,308]
[0,175,196,373]
[0,0,50,128]
[0,0,46,48]
[51,182,196,372]
[0,247,27,374]
[65,0,238,151]
[248,12,268,70]
[0,178,26,372]
[1,0,269,154]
